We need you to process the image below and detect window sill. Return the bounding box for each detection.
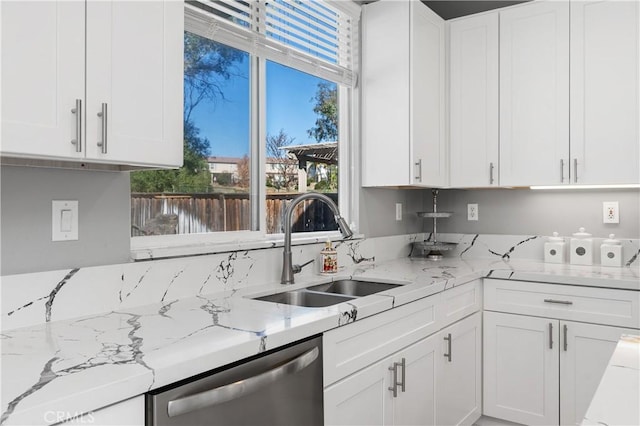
[130,232,364,261]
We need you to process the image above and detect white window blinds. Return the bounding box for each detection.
[184,0,359,85]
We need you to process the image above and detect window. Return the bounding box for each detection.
[131,0,359,251]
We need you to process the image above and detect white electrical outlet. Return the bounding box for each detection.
[395,203,403,221]
[603,201,619,224]
[467,203,478,221]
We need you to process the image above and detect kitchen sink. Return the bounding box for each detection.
[253,279,401,308]
[307,280,401,297]
[254,290,356,308]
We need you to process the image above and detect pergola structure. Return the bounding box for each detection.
[282,142,337,192]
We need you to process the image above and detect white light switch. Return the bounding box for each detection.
[60,209,73,232]
[52,200,78,241]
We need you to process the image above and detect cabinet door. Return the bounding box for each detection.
[449,13,499,188]
[499,1,570,186]
[361,0,410,187]
[483,311,559,425]
[392,333,438,426]
[570,0,640,185]
[411,1,446,187]
[560,321,636,426]
[1,1,85,159]
[436,312,482,426]
[85,0,183,167]
[324,355,393,426]
[55,396,144,425]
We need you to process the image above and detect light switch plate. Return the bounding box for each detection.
[395,203,402,221]
[52,200,78,241]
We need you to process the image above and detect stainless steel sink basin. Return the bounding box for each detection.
[254,290,355,308]
[307,280,401,297]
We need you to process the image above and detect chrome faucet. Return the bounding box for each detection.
[281,192,353,284]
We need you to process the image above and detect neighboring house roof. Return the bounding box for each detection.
[207,156,243,164]
[282,142,338,165]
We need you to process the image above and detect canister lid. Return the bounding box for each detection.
[572,227,592,238]
[602,234,621,245]
[547,232,564,242]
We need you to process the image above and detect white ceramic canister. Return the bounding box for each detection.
[570,227,593,265]
[544,232,566,264]
[600,234,623,267]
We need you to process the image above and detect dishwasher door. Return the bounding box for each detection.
[146,335,323,426]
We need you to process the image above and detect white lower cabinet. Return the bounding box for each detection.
[55,395,144,425]
[436,312,482,426]
[324,332,438,426]
[324,280,483,426]
[484,311,636,426]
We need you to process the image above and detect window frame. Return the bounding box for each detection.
[130,2,360,259]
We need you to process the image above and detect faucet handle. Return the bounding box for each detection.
[292,258,315,274]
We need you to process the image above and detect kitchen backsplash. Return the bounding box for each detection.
[2,233,638,331]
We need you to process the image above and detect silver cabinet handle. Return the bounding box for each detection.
[574,158,578,183]
[560,159,565,183]
[167,346,318,418]
[544,299,573,305]
[414,159,422,182]
[549,322,553,349]
[388,362,398,397]
[563,324,568,352]
[399,357,406,393]
[388,358,406,397]
[71,99,82,152]
[444,333,452,362]
[97,103,108,154]
[489,162,495,185]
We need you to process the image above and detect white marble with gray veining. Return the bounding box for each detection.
[1,233,638,425]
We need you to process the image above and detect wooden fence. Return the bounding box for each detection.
[131,192,338,236]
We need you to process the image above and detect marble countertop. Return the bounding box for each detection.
[2,256,639,425]
[582,334,640,426]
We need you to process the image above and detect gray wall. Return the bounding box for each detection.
[359,187,426,237]
[1,166,131,275]
[431,188,640,239]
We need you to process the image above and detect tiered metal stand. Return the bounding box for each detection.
[413,189,457,260]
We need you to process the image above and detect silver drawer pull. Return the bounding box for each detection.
[549,322,553,349]
[544,299,573,305]
[415,159,422,182]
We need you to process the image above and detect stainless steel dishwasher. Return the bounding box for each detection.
[146,335,323,426]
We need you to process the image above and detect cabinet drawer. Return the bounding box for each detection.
[439,279,482,326]
[323,293,440,386]
[484,279,640,329]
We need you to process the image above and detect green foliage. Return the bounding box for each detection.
[215,172,232,186]
[307,82,338,142]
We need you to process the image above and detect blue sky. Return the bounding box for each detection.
[189,57,332,158]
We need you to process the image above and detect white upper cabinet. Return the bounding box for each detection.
[85,1,183,167]
[1,1,85,160]
[362,0,446,187]
[1,1,183,169]
[448,12,499,187]
[570,0,639,185]
[499,1,570,186]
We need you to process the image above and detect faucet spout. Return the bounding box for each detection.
[281,192,353,284]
